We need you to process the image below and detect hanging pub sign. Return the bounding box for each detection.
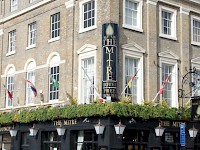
[191,96,200,121]
[102,23,118,101]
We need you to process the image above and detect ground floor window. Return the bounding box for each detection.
[161,132,180,150]
[72,130,97,150]
[0,133,11,150]
[21,132,30,150]
[123,129,149,150]
[41,131,61,150]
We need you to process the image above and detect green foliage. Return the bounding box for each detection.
[120,96,132,104]
[0,103,191,126]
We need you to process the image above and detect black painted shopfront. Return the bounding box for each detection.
[0,116,199,150]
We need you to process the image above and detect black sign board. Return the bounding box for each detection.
[191,96,200,121]
[102,23,118,101]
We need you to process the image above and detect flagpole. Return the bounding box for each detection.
[81,67,101,98]
[120,69,140,97]
[152,73,171,102]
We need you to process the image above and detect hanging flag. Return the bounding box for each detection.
[50,75,59,88]
[127,69,139,88]
[3,84,13,100]
[100,97,106,103]
[159,74,171,94]
[26,80,37,97]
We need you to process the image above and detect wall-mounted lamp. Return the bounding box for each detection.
[155,123,165,137]
[29,124,38,136]
[56,127,66,136]
[94,120,105,135]
[114,121,126,135]
[10,126,18,137]
[189,126,198,138]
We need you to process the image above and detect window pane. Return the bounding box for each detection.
[49,66,59,101]
[82,1,95,28]
[51,13,60,38]
[124,57,139,104]
[125,0,139,26]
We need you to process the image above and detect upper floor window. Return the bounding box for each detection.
[26,61,36,105]
[77,44,97,104]
[11,0,18,12]
[48,55,60,101]
[123,0,143,32]
[51,13,60,39]
[8,30,16,55]
[6,75,14,107]
[27,22,37,48]
[159,6,177,40]
[81,57,94,103]
[79,0,97,33]
[122,43,145,104]
[159,51,179,108]
[191,15,200,46]
[125,57,139,102]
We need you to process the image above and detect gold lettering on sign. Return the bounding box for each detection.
[160,121,170,127]
[105,47,114,80]
[53,119,77,126]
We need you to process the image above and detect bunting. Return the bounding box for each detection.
[127,70,140,88]
[26,80,37,97]
[3,84,13,100]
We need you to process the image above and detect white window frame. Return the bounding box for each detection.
[27,22,37,49]
[26,71,35,105]
[25,61,36,105]
[5,74,14,108]
[79,0,97,33]
[30,0,36,3]
[122,0,143,32]
[49,64,59,102]
[191,57,200,96]
[159,56,178,108]
[7,30,16,56]
[122,43,144,104]
[11,0,18,12]
[159,6,177,40]
[77,44,97,104]
[48,13,60,43]
[191,15,200,46]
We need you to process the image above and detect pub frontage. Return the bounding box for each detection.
[0,102,198,150]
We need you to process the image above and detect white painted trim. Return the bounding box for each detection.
[191,15,200,46]
[24,58,36,71]
[191,57,200,65]
[122,42,146,54]
[122,44,144,105]
[180,7,190,15]
[6,51,16,57]
[0,29,3,36]
[146,0,158,5]
[48,36,60,43]
[65,0,75,9]
[1,59,65,78]
[26,44,36,50]
[79,0,97,33]
[122,0,143,32]
[159,57,178,108]
[77,44,97,54]
[4,64,15,76]
[47,52,61,65]
[0,0,55,23]
[159,6,177,41]
[158,50,179,60]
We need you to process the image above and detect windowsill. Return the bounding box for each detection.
[26,44,36,50]
[79,25,97,34]
[159,33,177,41]
[6,51,16,57]
[48,36,60,43]
[122,24,143,33]
[48,99,59,103]
[191,41,200,47]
